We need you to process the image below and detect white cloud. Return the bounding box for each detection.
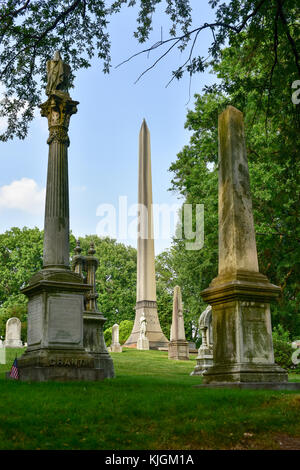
[0,178,45,215]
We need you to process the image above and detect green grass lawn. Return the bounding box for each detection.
[0,347,300,450]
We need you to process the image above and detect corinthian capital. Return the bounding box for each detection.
[40,92,79,145]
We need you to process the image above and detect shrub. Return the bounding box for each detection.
[273,338,294,370]
[0,304,27,343]
[103,320,134,348]
[272,324,297,371]
[119,320,134,345]
[104,326,113,347]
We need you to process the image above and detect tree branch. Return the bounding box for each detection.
[276,0,300,75]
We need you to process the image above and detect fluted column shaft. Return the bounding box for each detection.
[40,93,78,269]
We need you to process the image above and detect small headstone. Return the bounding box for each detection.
[191,306,213,376]
[137,312,149,350]
[111,324,122,353]
[0,345,6,364]
[168,286,189,360]
[4,317,23,348]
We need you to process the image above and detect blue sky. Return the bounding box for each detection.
[0,1,217,254]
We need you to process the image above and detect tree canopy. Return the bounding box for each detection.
[0,0,298,140]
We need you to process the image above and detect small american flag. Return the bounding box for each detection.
[9,357,19,380]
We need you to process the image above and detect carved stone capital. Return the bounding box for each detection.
[40,92,79,145]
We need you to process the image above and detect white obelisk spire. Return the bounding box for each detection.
[137,119,156,302]
[125,120,169,349]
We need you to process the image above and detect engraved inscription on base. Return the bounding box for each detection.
[48,294,82,344]
[27,296,43,346]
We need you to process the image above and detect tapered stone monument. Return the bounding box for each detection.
[201,106,288,385]
[168,286,189,360]
[125,120,169,349]
[14,52,103,382]
[73,241,115,378]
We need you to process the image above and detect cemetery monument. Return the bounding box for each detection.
[125,120,169,349]
[13,52,104,381]
[201,106,288,385]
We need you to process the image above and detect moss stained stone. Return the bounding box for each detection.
[201,107,288,385]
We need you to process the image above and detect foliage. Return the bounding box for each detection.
[272,325,300,372]
[104,319,134,347]
[272,338,294,371]
[0,227,43,308]
[0,304,27,342]
[74,235,137,327]
[1,1,298,140]
[119,319,134,345]
[103,325,112,347]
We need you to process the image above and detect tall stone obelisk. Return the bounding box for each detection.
[125,120,169,349]
[201,106,287,384]
[15,52,103,381]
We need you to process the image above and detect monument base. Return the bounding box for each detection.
[111,343,122,353]
[125,300,169,350]
[168,340,189,361]
[202,362,288,384]
[4,340,23,348]
[137,337,149,350]
[83,312,115,378]
[15,268,105,382]
[201,272,288,385]
[194,382,300,391]
[15,347,104,382]
[191,347,213,375]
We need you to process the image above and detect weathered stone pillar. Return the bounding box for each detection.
[14,52,103,382]
[41,93,77,269]
[125,120,169,349]
[168,286,189,360]
[201,106,287,384]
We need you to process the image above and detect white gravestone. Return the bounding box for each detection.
[5,317,23,348]
[111,324,122,353]
[137,312,149,350]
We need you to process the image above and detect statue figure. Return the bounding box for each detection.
[139,312,147,340]
[46,51,70,96]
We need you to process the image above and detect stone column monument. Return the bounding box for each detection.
[201,106,288,384]
[168,286,189,360]
[73,240,115,378]
[125,120,169,349]
[15,52,103,382]
[111,324,122,353]
[4,317,23,348]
